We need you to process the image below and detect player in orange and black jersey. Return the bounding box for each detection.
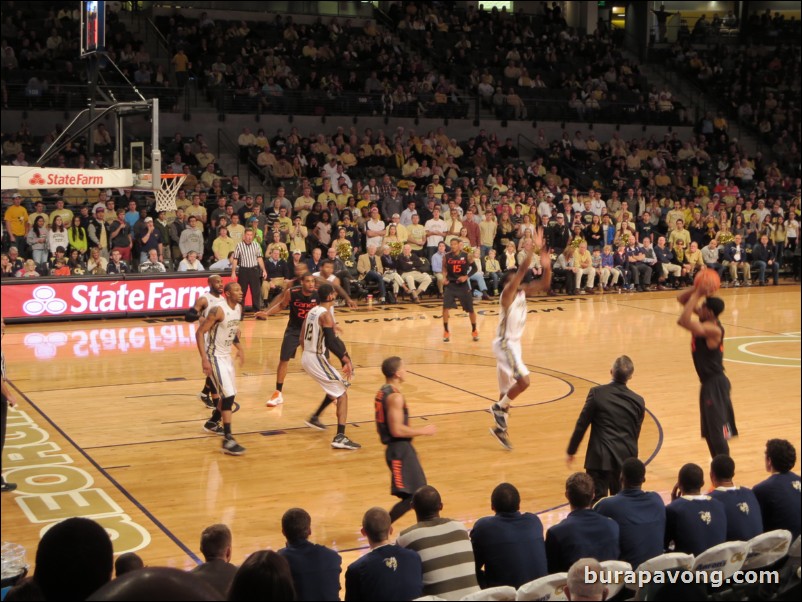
[442,238,480,342]
[258,272,319,407]
[375,356,436,522]
[677,286,738,457]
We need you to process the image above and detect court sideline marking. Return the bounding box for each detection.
[6,381,203,565]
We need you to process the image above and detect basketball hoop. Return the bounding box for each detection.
[154,174,187,212]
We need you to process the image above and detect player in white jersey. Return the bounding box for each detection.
[185,274,226,433]
[196,282,246,455]
[300,282,361,450]
[489,229,552,449]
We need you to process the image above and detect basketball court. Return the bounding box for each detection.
[2,287,799,571]
[0,1,800,578]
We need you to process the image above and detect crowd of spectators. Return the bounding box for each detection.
[0,1,179,112]
[659,39,800,178]
[152,2,684,124]
[4,439,800,601]
[3,121,801,294]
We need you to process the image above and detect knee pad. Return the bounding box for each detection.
[220,396,235,411]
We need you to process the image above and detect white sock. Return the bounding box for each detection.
[497,395,512,410]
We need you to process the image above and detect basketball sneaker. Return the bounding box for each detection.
[490,403,509,431]
[331,434,361,450]
[203,420,224,435]
[198,393,216,409]
[265,391,284,407]
[472,330,480,342]
[222,438,246,456]
[442,331,450,342]
[490,427,513,450]
[305,416,327,431]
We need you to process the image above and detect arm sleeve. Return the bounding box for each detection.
[566,389,596,455]
[323,327,348,363]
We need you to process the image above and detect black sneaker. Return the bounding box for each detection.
[1,481,17,493]
[198,393,216,409]
[331,433,361,450]
[490,403,509,431]
[305,416,327,431]
[490,427,513,450]
[222,438,246,456]
[203,420,224,435]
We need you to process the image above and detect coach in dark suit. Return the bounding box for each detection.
[566,355,646,502]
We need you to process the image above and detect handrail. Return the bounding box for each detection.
[216,128,240,179]
[145,16,173,56]
[649,53,780,159]
[6,85,689,128]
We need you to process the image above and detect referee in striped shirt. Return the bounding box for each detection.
[231,228,267,313]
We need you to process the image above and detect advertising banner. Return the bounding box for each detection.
[1,274,248,323]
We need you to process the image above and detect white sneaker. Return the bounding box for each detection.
[265,391,284,407]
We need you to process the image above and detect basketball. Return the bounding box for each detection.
[694,268,721,295]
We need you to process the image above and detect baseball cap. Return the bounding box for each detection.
[292,249,302,255]
[144,216,153,223]
[12,193,22,198]
[556,213,565,219]
[392,213,400,218]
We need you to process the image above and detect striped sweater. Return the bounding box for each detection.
[396,518,480,599]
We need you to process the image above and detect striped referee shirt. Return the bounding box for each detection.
[233,241,263,268]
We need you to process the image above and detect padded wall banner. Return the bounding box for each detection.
[1,274,248,323]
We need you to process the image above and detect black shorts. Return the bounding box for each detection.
[280,327,302,361]
[699,373,738,439]
[443,282,474,312]
[385,441,427,498]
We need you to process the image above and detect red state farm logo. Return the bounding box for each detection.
[23,286,68,316]
[28,173,46,186]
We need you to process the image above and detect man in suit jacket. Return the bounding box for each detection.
[566,355,646,502]
[190,524,238,598]
[545,473,620,573]
[278,508,341,601]
[356,244,388,302]
[345,507,423,602]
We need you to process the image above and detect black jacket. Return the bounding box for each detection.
[566,381,645,472]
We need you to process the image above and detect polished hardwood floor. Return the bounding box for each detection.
[1,285,800,574]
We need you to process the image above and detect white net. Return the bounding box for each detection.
[154,174,187,212]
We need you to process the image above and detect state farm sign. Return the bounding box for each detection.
[1,275,248,322]
[31,172,105,187]
[1,165,134,190]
